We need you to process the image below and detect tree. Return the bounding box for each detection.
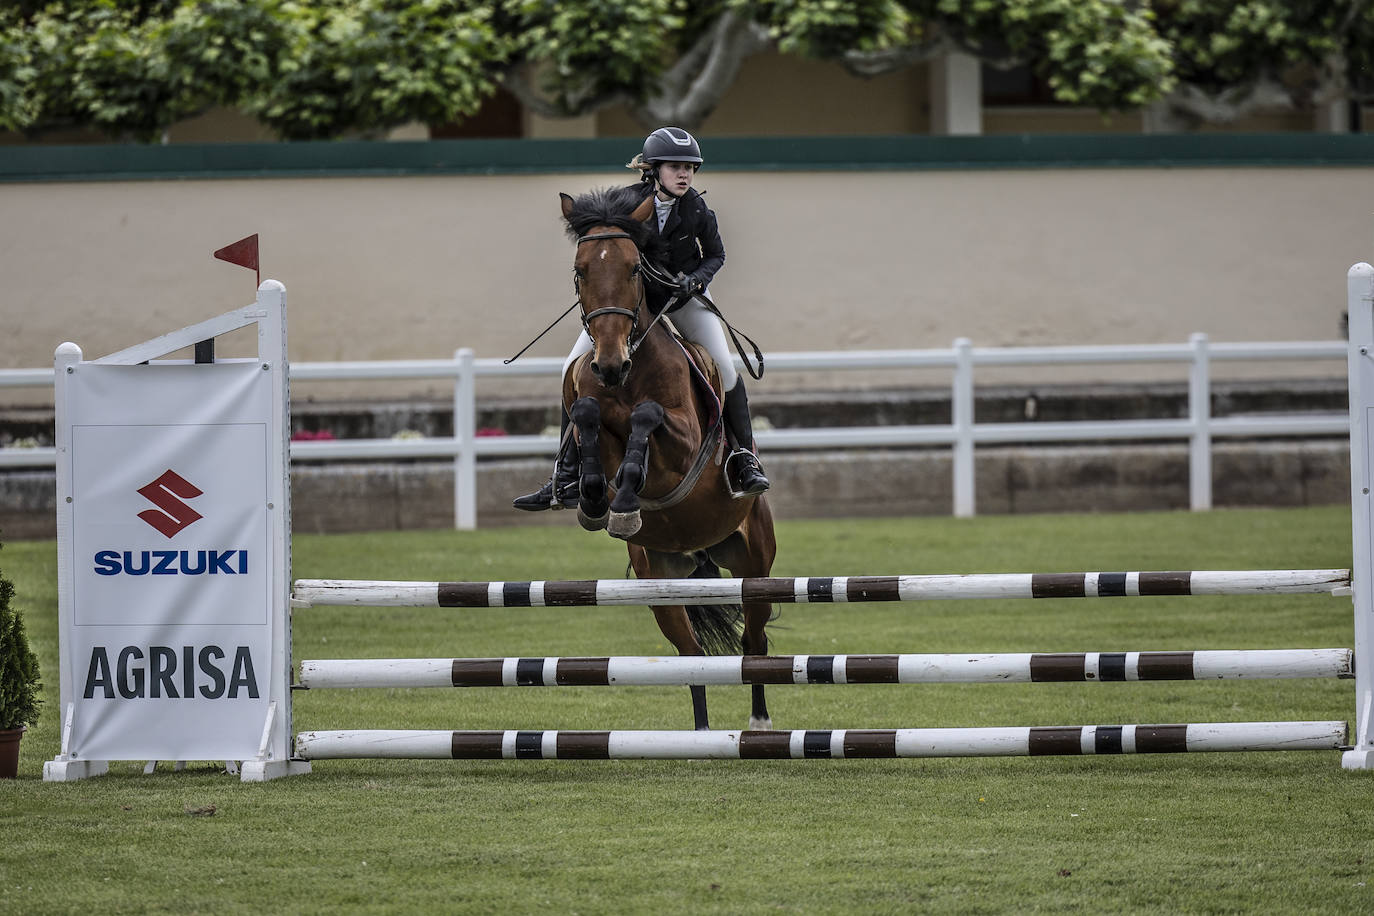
[1146,1,1374,129]
[1,0,1369,140]
[2,0,511,141]
[2,1,201,140]
[238,0,511,141]
[502,0,1177,127]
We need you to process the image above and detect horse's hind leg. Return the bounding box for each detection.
[569,397,608,530]
[608,400,664,539]
[742,605,773,730]
[708,498,778,729]
[630,544,711,730]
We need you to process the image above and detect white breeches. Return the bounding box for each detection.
[562,291,738,390]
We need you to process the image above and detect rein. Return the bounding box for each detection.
[501,230,653,365]
[575,232,763,380]
[573,231,675,360]
[504,230,764,381]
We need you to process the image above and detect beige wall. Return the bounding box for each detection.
[0,166,1366,404]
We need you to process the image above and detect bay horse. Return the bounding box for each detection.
[559,186,777,731]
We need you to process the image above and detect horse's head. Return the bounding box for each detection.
[561,188,657,388]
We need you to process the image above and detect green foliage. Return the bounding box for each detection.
[0,546,41,731]
[500,0,686,111]
[7,1,204,140]
[0,0,1367,139]
[1155,1,1342,91]
[158,0,296,121]
[747,0,913,58]
[4,0,512,140]
[0,14,39,132]
[247,0,511,141]
[910,0,1177,109]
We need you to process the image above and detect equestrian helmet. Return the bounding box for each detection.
[642,127,703,164]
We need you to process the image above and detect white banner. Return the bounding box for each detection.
[63,361,274,761]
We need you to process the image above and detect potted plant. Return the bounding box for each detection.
[0,559,41,778]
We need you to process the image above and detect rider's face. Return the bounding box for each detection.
[656,161,696,199]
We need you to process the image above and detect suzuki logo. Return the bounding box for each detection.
[137,470,203,538]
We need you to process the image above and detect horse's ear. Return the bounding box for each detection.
[630,193,654,223]
[560,193,575,220]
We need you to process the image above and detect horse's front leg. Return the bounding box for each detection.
[607,400,664,539]
[569,397,608,531]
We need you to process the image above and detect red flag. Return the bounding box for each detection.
[213,234,260,286]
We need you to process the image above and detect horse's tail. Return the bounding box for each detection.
[685,552,744,656]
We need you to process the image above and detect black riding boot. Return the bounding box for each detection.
[722,380,770,496]
[512,409,579,511]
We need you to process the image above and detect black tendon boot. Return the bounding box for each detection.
[512,408,580,511]
[722,380,770,496]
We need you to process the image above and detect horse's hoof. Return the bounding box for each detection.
[577,507,608,531]
[607,510,642,539]
[748,716,774,731]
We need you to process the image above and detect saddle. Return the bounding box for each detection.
[675,337,725,412]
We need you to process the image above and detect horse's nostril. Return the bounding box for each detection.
[590,362,601,376]
[622,359,632,378]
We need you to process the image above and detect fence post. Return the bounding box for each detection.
[952,338,975,517]
[1188,333,1212,511]
[454,348,477,530]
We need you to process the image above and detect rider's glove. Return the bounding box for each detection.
[678,273,704,295]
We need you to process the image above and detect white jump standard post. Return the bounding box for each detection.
[43,281,308,783]
[1345,260,1374,770]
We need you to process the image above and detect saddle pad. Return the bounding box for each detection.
[676,337,724,428]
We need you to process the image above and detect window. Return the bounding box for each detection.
[981,63,1061,106]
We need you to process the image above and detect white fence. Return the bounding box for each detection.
[0,334,1347,528]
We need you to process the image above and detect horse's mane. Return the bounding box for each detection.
[563,185,667,261]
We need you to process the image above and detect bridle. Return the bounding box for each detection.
[575,231,680,359]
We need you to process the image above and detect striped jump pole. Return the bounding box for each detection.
[291,568,1352,608]
[298,648,1354,689]
[294,721,1349,760]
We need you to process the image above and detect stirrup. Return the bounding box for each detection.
[725,448,770,499]
[512,476,579,512]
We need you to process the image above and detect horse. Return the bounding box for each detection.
[558,185,777,732]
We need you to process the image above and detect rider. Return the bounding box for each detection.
[513,126,771,511]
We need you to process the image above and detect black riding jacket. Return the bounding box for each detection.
[628,184,726,314]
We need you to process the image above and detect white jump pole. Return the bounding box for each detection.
[291,569,1351,608]
[295,721,1349,761]
[298,649,1354,689]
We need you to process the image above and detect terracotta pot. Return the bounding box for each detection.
[0,727,24,778]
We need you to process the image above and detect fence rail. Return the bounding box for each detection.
[0,335,1348,528]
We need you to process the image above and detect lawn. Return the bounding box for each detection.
[2,506,1371,914]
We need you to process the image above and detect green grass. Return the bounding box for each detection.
[3,506,1372,914]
